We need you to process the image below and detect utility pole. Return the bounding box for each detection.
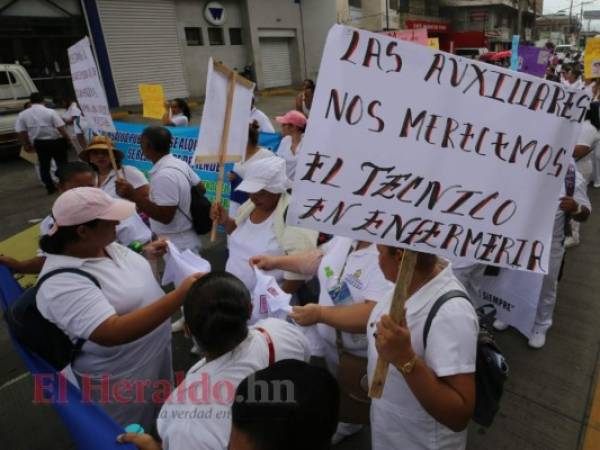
[569,0,574,44]
[385,0,390,31]
[517,0,523,39]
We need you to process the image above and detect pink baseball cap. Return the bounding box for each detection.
[47,187,135,236]
[275,110,307,129]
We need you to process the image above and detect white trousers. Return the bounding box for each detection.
[533,237,564,333]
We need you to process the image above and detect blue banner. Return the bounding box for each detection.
[0,265,135,450]
[103,121,282,206]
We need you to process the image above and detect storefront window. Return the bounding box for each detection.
[208,27,225,46]
[184,27,203,46]
[398,0,409,13]
[229,28,243,45]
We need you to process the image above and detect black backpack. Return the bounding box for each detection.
[423,290,508,428]
[168,167,213,235]
[6,268,100,370]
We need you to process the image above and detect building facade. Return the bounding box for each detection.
[345,0,452,48]
[86,0,338,106]
[440,0,538,51]
[536,13,582,46]
[1,0,340,107]
[0,0,87,100]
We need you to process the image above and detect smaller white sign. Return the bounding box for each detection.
[162,241,212,288]
[194,58,255,164]
[68,37,115,133]
[478,268,543,338]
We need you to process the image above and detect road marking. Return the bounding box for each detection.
[0,372,28,392]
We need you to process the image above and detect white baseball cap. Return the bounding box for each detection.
[236,157,290,194]
[48,187,135,235]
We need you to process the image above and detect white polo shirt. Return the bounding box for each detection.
[367,264,478,450]
[99,165,148,199]
[316,238,393,365]
[15,103,65,141]
[250,107,275,133]
[62,102,82,138]
[157,318,311,450]
[36,242,171,377]
[554,167,591,243]
[276,135,303,181]
[575,121,599,182]
[149,154,201,251]
[170,113,188,127]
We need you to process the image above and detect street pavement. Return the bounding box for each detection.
[0,94,599,449]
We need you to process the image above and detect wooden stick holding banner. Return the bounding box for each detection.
[210,66,237,242]
[194,59,255,241]
[369,249,418,398]
[107,146,124,180]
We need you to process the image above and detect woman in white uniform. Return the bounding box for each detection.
[161,98,190,127]
[117,271,311,450]
[228,121,274,217]
[275,110,306,181]
[565,103,599,247]
[81,136,152,246]
[295,79,314,117]
[61,96,87,154]
[36,187,200,432]
[370,246,478,450]
[252,237,393,442]
[495,162,591,347]
[211,157,318,314]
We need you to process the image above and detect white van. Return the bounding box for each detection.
[0,64,38,156]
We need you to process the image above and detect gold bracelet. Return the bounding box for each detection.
[394,354,419,376]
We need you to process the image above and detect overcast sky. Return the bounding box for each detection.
[544,0,600,15]
[543,0,600,30]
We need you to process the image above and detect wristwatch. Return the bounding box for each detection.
[395,354,418,376]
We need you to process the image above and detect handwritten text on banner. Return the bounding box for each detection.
[287,25,589,274]
[68,37,115,133]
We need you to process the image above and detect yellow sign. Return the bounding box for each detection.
[584,37,600,79]
[138,84,166,119]
[428,38,440,50]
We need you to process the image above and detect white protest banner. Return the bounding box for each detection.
[68,37,115,133]
[477,269,543,338]
[193,58,255,164]
[287,25,590,274]
[194,58,255,241]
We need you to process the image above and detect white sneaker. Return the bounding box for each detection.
[331,422,362,445]
[564,236,579,249]
[528,329,547,349]
[171,317,185,333]
[593,183,600,189]
[493,320,509,331]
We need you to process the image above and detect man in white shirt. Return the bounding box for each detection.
[15,92,71,194]
[250,97,275,133]
[116,126,205,253]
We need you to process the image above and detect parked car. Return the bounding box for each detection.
[0,64,38,157]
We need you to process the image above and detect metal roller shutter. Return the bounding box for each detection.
[96,0,188,105]
[259,38,292,88]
